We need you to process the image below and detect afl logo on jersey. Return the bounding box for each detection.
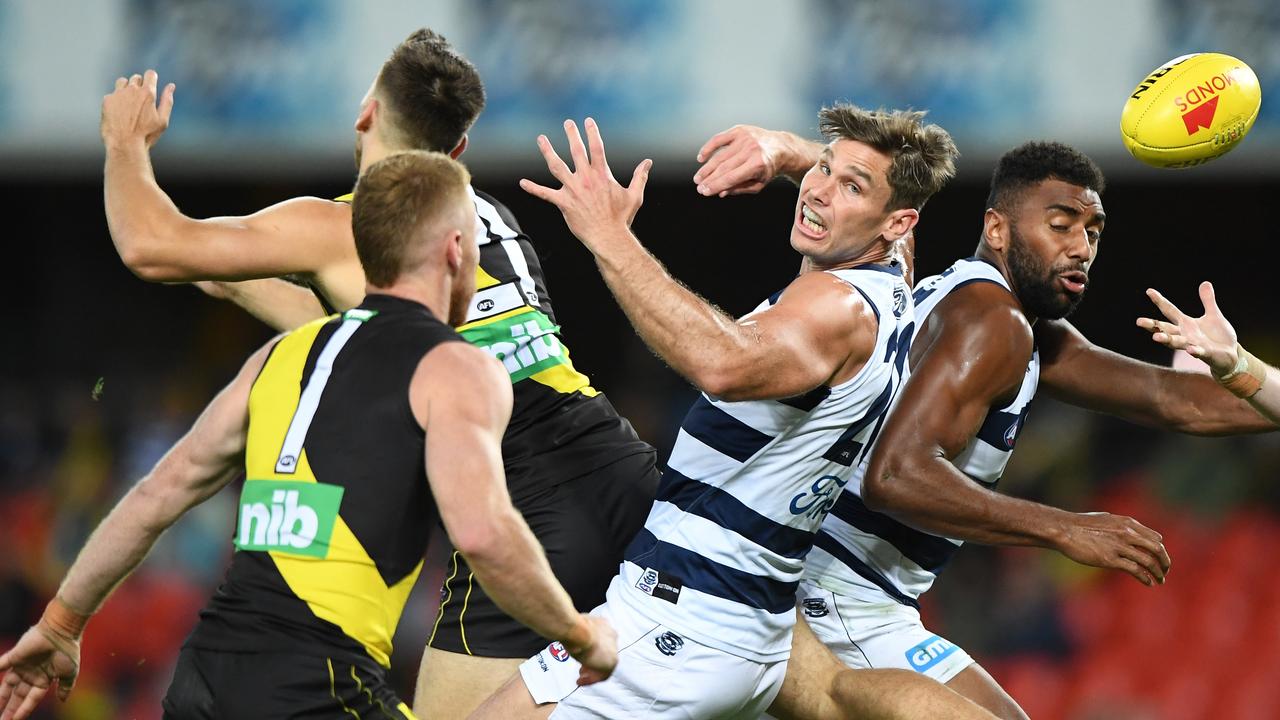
[1003,419,1020,448]
[893,286,908,318]
[548,642,570,662]
[476,298,495,312]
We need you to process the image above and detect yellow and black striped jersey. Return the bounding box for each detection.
[335,187,651,502]
[187,294,460,667]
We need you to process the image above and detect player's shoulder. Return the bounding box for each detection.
[933,281,1033,354]
[417,340,508,390]
[471,186,525,235]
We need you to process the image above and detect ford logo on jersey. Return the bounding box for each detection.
[790,475,848,520]
[906,635,958,672]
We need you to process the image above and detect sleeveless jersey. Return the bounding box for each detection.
[186,294,461,668]
[615,264,914,662]
[333,187,652,501]
[804,257,1040,606]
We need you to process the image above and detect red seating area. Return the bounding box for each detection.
[988,482,1280,719]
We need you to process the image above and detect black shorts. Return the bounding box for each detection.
[427,450,659,657]
[162,647,412,719]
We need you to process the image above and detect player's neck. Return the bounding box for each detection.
[364,277,451,322]
[974,244,1039,325]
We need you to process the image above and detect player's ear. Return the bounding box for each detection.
[884,207,919,241]
[443,230,464,275]
[355,98,377,133]
[449,135,468,159]
[983,208,1008,251]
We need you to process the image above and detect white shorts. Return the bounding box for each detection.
[519,581,787,718]
[797,580,974,684]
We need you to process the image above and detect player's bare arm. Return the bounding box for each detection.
[412,342,617,685]
[1037,315,1273,434]
[693,125,825,197]
[0,339,273,720]
[863,283,1170,586]
[522,119,875,400]
[1137,281,1280,425]
[101,70,363,306]
[197,278,331,332]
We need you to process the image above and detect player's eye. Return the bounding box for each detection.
[1087,230,1102,242]
[845,182,860,195]
[819,162,831,175]
[1050,224,1069,232]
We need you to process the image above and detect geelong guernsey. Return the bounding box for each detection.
[617,264,914,662]
[805,257,1040,606]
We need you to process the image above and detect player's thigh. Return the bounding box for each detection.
[768,612,845,720]
[816,586,974,684]
[945,664,1028,720]
[413,647,521,719]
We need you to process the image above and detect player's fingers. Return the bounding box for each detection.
[1123,527,1170,573]
[1115,556,1154,586]
[1199,281,1225,319]
[158,83,176,122]
[1122,544,1167,583]
[628,159,653,200]
[518,178,562,205]
[694,143,747,189]
[584,117,609,170]
[696,128,737,164]
[564,119,589,171]
[114,77,128,91]
[535,135,572,184]
[725,180,770,197]
[1146,288,1187,323]
[143,69,158,96]
[1151,332,1188,349]
[696,146,755,196]
[12,684,45,720]
[705,154,768,196]
[129,74,143,87]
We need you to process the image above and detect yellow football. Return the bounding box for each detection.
[1121,52,1261,169]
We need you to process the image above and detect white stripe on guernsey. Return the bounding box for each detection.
[643,501,804,582]
[667,428,744,478]
[818,512,952,598]
[469,187,520,240]
[952,439,1012,481]
[500,239,540,308]
[708,395,811,438]
[274,318,363,473]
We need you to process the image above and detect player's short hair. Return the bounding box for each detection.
[375,28,486,154]
[818,104,959,211]
[352,151,472,287]
[986,141,1106,212]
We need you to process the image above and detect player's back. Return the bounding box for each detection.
[614,263,914,662]
[186,294,461,669]
[805,256,1040,606]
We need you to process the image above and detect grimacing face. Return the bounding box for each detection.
[1004,178,1105,320]
[791,139,902,268]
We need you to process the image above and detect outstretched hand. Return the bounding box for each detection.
[1136,281,1239,376]
[0,624,80,720]
[1055,512,1171,587]
[519,118,652,255]
[101,69,175,150]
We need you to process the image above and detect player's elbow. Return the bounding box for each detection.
[860,456,913,514]
[448,507,518,565]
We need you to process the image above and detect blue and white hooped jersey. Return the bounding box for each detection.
[805,257,1040,606]
[616,264,914,663]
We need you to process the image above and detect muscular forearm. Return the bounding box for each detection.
[104,139,189,276]
[1150,369,1273,435]
[460,508,581,644]
[864,458,1072,549]
[591,229,754,395]
[55,476,181,614]
[1244,366,1280,424]
[212,279,329,332]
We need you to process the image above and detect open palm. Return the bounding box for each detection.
[1136,281,1238,376]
